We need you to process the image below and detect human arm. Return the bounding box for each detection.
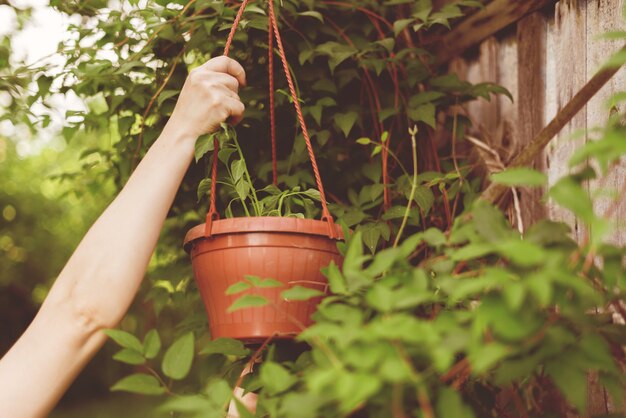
[0,56,246,418]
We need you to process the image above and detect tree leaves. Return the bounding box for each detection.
[143,329,161,360]
[199,338,250,356]
[162,332,195,380]
[334,111,359,137]
[260,362,297,395]
[111,374,165,396]
[194,134,214,162]
[490,168,547,187]
[228,294,269,312]
[105,329,144,352]
[281,285,324,301]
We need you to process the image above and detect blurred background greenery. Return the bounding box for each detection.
[0,133,159,414]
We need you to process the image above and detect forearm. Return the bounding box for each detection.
[0,56,246,418]
[46,123,195,328]
[0,124,195,418]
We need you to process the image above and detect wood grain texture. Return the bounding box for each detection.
[517,12,548,228]
[585,0,626,413]
[436,0,556,65]
[547,0,588,240]
[586,0,626,248]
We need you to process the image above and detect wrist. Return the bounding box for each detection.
[159,121,198,152]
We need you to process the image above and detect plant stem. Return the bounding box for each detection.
[393,126,418,248]
[232,131,261,216]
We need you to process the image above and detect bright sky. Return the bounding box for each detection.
[0,0,84,156]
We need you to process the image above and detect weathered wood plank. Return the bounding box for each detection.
[546,0,588,240]
[516,12,548,228]
[495,31,519,162]
[586,0,626,248]
[436,0,556,65]
[585,0,626,413]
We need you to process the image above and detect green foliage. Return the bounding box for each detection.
[162,331,195,380]
[5,0,626,416]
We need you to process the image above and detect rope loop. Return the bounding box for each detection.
[205,0,337,239]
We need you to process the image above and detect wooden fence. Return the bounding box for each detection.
[441,0,625,415]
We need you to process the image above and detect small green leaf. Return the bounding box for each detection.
[256,278,284,288]
[194,134,214,162]
[334,111,359,137]
[324,261,347,295]
[393,18,413,36]
[162,332,195,380]
[423,228,446,247]
[365,284,394,312]
[226,281,252,295]
[408,103,436,128]
[235,179,250,201]
[413,186,434,214]
[143,329,161,360]
[490,168,547,187]
[104,329,144,352]
[549,177,594,222]
[157,89,179,107]
[281,285,324,301]
[299,10,324,23]
[545,360,588,413]
[111,374,165,396]
[113,348,146,365]
[260,362,297,395]
[231,159,245,182]
[228,295,269,312]
[356,137,371,145]
[199,338,250,356]
[86,92,109,115]
[197,178,212,202]
[436,388,475,418]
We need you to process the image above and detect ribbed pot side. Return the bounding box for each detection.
[184,217,344,343]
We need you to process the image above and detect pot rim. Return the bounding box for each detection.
[183,216,344,252]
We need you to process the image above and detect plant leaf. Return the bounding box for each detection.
[143,329,161,360]
[111,374,165,396]
[228,295,269,312]
[162,332,195,380]
[281,285,324,301]
[490,168,547,187]
[199,338,250,356]
[104,329,144,352]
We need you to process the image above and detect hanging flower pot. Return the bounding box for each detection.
[184,217,343,343]
[184,0,344,343]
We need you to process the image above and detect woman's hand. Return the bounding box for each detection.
[166,56,247,140]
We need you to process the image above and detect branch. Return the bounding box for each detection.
[481,44,626,204]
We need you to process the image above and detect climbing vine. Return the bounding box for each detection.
[2,0,625,416]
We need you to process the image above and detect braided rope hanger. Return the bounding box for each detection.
[205,0,337,238]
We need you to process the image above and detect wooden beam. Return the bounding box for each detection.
[515,12,547,227]
[435,0,555,65]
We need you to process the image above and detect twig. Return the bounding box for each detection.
[394,126,419,247]
[392,384,408,418]
[232,333,276,392]
[466,135,523,233]
[132,47,185,168]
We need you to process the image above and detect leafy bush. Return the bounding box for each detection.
[3,0,625,416]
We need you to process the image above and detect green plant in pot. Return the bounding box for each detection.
[183,0,344,344]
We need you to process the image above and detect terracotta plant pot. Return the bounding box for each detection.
[184,217,344,343]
